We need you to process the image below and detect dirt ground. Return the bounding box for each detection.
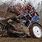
[0,37,42,42]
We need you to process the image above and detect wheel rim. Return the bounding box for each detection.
[33,26,42,38]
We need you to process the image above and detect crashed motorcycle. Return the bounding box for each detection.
[0,0,42,38]
[0,12,42,38]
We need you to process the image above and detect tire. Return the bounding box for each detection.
[29,23,42,38]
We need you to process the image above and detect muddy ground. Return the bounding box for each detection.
[0,37,42,42]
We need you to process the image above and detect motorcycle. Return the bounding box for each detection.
[0,13,42,38]
[0,0,42,38]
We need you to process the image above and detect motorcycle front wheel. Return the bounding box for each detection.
[29,23,42,38]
